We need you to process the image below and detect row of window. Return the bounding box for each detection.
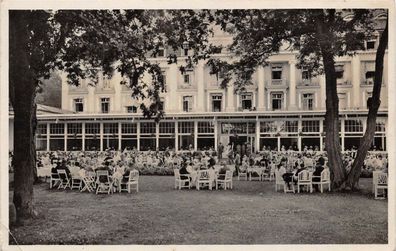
[73,90,371,113]
[37,119,386,136]
[37,121,216,136]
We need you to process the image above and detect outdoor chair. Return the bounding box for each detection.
[125,170,139,193]
[57,169,71,189]
[249,167,262,181]
[372,170,383,193]
[238,167,248,181]
[49,170,61,189]
[197,170,212,190]
[312,168,331,193]
[216,170,233,190]
[95,170,113,194]
[297,170,313,193]
[274,170,286,192]
[374,172,388,199]
[80,171,96,192]
[70,172,83,190]
[173,169,191,190]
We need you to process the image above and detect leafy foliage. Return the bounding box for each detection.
[207,9,379,92]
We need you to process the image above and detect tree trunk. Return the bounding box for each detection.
[10,11,38,221]
[345,20,388,190]
[322,52,346,189]
[316,13,346,190]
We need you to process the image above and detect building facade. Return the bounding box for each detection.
[9,21,389,153]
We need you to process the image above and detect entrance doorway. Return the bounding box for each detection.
[229,135,255,155]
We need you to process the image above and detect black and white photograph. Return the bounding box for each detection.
[1,0,395,250]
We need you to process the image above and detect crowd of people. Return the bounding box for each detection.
[8,144,388,189]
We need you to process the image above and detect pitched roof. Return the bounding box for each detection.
[9,104,74,116]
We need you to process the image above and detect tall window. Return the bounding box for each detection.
[302,93,314,110]
[101,97,110,113]
[366,92,373,108]
[183,96,193,112]
[126,106,137,113]
[338,93,347,110]
[302,69,311,80]
[160,70,166,90]
[271,92,283,111]
[365,71,375,85]
[211,94,222,112]
[335,64,344,79]
[183,74,191,85]
[157,48,165,57]
[74,98,83,113]
[241,93,253,110]
[103,77,111,89]
[366,40,376,50]
[271,65,283,80]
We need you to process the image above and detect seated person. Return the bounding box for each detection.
[293,163,306,184]
[217,163,229,180]
[179,163,190,180]
[280,163,293,189]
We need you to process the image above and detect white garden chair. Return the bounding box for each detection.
[173,169,191,190]
[374,172,388,199]
[372,170,382,193]
[49,170,61,189]
[70,172,83,190]
[297,170,313,193]
[311,169,331,193]
[216,170,233,190]
[197,170,212,190]
[95,170,113,194]
[57,169,71,189]
[238,166,248,181]
[126,170,139,193]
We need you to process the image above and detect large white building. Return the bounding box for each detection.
[9,18,389,153]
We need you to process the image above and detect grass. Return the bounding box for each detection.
[9,176,387,245]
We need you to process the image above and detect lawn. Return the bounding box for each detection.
[9,176,387,245]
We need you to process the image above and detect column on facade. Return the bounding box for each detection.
[255,117,260,151]
[114,73,122,113]
[351,55,361,108]
[167,64,179,112]
[60,71,69,110]
[137,122,140,151]
[288,60,297,110]
[87,83,96,113]
[155,122,160,151]
[100,122,104,151]
[257,66,266,111]
[225,84,235,112]
[196,61,205,112]
[297,120,302,151]
[64,123,68,151]
[82,122,86,151]
[194,121,198,151]
[118,122,122,151]
[46,123,50,151]
[175,121,179,151]
[214,118,218,151]
[319,75,326,109]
